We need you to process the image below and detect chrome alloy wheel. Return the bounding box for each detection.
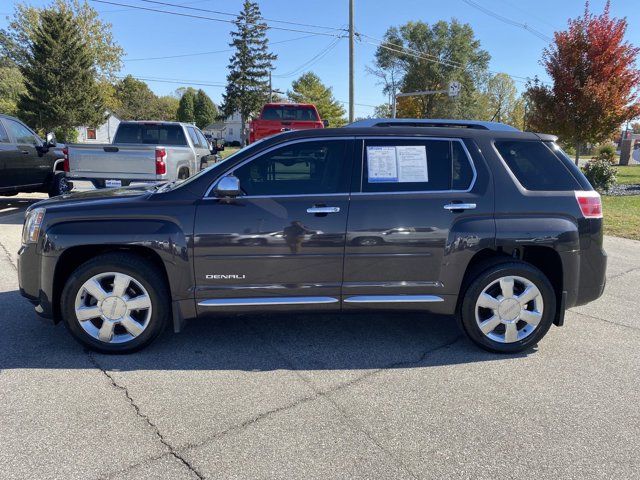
[74,272,152,344]
[474,275,544,344]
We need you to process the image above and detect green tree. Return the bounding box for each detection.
[0,0,123,80]
[288,72,346,127]
[373,20,490,119]
[194,89,218,129]
[17,8,103,134]
[155,95,179,121]
[113,75,158,120]
[177,88,196,123]
[373,103,392,118]
[0,65,26,116]
[221,0,276,144]
[482,73,519,124]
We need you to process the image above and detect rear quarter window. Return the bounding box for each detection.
[494,140,581,191]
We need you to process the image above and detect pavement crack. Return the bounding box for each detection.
[606,265,640,281]
[0,240,17,271]
[86,352,205,480]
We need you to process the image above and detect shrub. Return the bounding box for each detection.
[595,143,617,164]
[229,140,241,147]
[583,158,617,192]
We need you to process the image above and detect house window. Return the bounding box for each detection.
[86,128,97,140]
[228,127,233,135]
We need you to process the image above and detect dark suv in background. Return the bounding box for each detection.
[0,114,69,198]
[18,120,606,353]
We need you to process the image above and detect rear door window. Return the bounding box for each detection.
[494,140,581,191]
[114,123,188,146]
[361,139,474,192]
[0,121,9,143]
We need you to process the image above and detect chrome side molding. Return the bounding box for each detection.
[343,295,444,303]
[198,297,339,307]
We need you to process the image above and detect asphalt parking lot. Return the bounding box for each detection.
[1,190,639,480]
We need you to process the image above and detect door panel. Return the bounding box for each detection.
[343,137,494,310]
[3,118,49,187]
[193,138,353,313]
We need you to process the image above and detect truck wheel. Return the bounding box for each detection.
[60,252,170,354]
[459,261,556,354]
[91,180,106,189]
[178,168,190,180]
[48,172,72,197]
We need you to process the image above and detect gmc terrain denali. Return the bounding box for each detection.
[18,121,607,354]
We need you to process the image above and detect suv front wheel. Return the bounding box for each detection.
[460,261,556,353]
[61,253,169,353]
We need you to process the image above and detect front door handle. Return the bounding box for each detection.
[444,203,476,211]
[306,206,340,214]
[20,150,30,155]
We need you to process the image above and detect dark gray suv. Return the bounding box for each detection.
[18,120,607,353]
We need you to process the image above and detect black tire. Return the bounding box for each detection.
[459,261,556,354]
[178,168,190,180]
[200,159,208,171]
[48,172,73,197]
[91,179,106,189]
[60,252,170,353]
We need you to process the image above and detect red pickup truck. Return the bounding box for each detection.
[248,103,327,144]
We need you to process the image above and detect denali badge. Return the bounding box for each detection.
[206,274,246,280]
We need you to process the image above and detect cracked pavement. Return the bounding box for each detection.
[1,192,639,479]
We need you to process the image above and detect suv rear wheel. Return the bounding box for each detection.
[61,253,169,353]
[460,261,556,353]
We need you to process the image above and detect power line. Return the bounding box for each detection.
[117,74,226,87]
[137,0,346,33]
[273,37,343,78]
[89,0,343,37]
[461,0,552,42]
[124,33,323,62]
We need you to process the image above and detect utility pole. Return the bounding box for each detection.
[269,70,273,102]
[348,0,354,123]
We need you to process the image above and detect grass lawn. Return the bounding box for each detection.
[602,195,640,240]
[219,146,240,160]
[615,165,640,185]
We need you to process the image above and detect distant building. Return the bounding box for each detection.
[204,112,244,144]
[75,111,121,143]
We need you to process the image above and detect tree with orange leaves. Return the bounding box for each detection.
[525,1,640,164]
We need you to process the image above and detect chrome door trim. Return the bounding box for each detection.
[198,296,339,306]
[203,136,355,198]
[343,295,444,303]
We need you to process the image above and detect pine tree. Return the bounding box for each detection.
[221,0,276,145]
[194,89,218,129]
[288,72,346,127]
[177,88,196,123]
[17,8,103,134]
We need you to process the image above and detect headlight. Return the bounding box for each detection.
[22,208,46,244]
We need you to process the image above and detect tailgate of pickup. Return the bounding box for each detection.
[68,144,157,179]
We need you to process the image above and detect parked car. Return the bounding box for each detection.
[19,120,607,354]
[0,114,70,197]
[248,103,326,144]
[65,121,218,189]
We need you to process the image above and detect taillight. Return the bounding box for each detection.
[575,190,602,218]
[155,147,167,175]
[62,147,69,172]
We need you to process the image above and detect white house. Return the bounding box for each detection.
[205,112,244,144]
[75,111,121,143]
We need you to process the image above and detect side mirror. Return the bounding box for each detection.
[214,175,241,197]
[45,132,56,147]
[322,119,329,127]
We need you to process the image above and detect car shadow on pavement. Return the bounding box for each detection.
[0,197,42,225]
[0,289,531,372]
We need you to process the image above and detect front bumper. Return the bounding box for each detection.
[18,243,55,322]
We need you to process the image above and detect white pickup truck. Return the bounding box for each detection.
[65,121,220,188]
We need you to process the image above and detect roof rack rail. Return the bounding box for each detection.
[345,118,520,132]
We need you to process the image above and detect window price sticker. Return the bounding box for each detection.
[367,145,428,183]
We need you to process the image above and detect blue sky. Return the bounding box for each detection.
[2,0,638,118]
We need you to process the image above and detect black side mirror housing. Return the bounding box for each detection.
[323,119,329,127]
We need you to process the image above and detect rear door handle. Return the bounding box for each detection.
[20,150,30,155]
[306,206,340,214]
[443,203,476,211]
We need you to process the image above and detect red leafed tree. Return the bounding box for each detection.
[526,1,640,163]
